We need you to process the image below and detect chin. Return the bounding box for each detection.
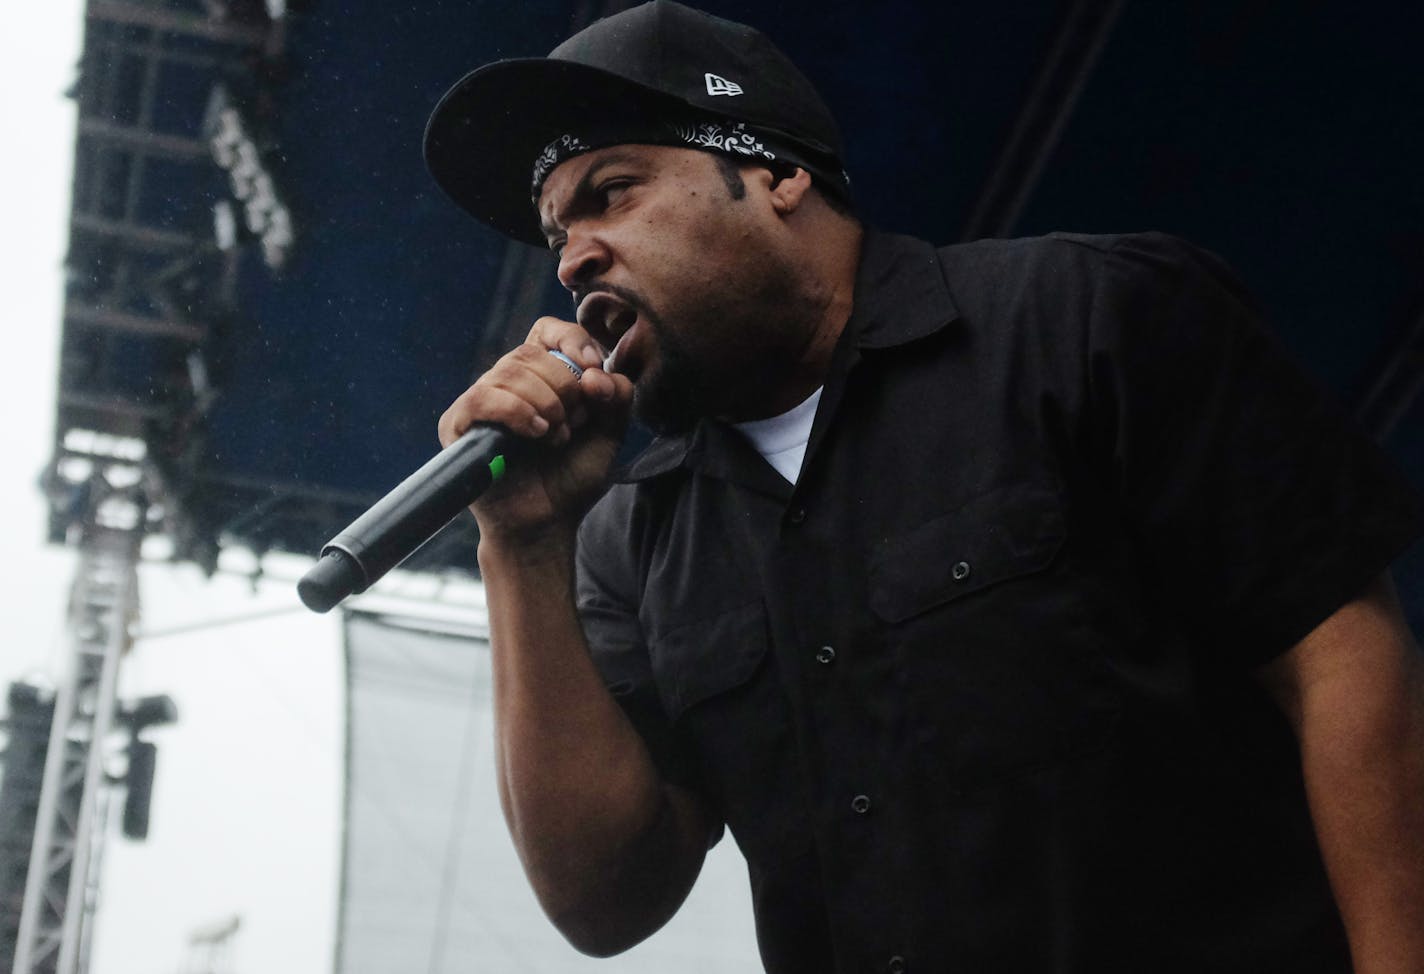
[632,389,701,436]
[631,363,708,436]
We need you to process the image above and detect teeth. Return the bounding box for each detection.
[608,307,637,341]
[602,322,637,376]
[577,293,634,346]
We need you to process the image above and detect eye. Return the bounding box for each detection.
[596,178,633,209]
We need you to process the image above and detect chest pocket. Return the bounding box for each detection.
[648,600,810,864]
[869,482,1121,788]
[869,481,1067,623]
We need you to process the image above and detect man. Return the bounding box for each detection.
[424,3,1424,971]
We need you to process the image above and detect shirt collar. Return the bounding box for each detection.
[847,228,959,350]
[616,228,959,484]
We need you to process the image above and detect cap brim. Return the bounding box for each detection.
[424,58,686,246]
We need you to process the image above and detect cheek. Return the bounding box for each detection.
[620,195,757,312]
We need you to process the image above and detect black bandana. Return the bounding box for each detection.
[529,114,851,203]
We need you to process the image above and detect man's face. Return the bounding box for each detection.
[537,144,814,433]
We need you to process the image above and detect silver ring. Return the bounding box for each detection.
[546,349,584,379]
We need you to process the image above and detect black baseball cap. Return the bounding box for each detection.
[424,0,847,245]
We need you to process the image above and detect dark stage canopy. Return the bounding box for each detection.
[50,0,1423,621]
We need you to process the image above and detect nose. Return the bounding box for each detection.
[556,226,611,292]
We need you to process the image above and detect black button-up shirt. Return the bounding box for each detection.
[575,230,1422,972]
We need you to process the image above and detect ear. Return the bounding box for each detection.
[767,165,813,215]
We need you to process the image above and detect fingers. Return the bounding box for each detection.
[439,317,632,449]
[591,369,635,411]
[525,316,629,404]
[525,316,605,373]
[439,383,548,448]
[439,350,572,448]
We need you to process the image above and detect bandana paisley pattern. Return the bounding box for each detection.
[670,121,775,161]
[531,134,592,196]
[530,119,779,198]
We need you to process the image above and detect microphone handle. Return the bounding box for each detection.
[298,349,586,613]
[297,424,516,612]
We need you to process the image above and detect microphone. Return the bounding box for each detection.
[297,349,585,613]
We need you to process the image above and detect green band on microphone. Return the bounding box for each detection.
[489,454,507,481]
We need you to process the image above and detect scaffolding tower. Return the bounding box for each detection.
[18,3,289,972]
[12,496,141,974]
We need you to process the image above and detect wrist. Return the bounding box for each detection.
[477,520,578,574]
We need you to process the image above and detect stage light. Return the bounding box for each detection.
[214,199,239,250]
[118,694,179,733]
[204,87,294,270]
[62,428,147,462]
[113,695,177,841]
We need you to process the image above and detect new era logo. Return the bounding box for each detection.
[705,73,743,96]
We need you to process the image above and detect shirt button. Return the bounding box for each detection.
[788,506,807,525]
[851,794,871,814]
[888,956,906,974]
[814,645,836,665]
[951,560,971,581]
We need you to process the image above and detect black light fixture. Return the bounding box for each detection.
[115,695,178,841]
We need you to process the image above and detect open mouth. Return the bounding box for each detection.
[602,319,649,378]
[577,292,644,377]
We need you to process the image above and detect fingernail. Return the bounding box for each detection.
[581,344,602,368]
[531,416,550,435]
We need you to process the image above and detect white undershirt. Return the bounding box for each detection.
[732,387,823,485]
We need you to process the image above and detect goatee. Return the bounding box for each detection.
[631,319,719,435]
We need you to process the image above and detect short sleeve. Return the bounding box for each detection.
[575,493,721,837]
[1082,232,1422,665]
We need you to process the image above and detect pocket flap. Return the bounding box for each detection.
[870,483,1067,623]
[650,601,770,719]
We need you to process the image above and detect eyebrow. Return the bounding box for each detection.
[538,149,644,240]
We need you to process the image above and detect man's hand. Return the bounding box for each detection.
[437,316,634,544]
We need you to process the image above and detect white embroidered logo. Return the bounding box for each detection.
[704,73,743,96]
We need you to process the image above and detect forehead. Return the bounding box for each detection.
[540,144,652,195]
[535,144,714,217]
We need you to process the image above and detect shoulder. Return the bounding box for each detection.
[933,230,1236,288]
[576,482,645,604]
[580,480,643,549]
[930,231,1262,347]
[578,465,684,565]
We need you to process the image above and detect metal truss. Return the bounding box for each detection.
[1356,298,1424,443]
[958,0,1126,241]
[25,4,290,968]
[180,915,241,974]
[54,0,286,569]
[63,0,267,398]
[13,507,142,974]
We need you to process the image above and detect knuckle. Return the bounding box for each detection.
[533,315,586,348]
[437,396,471,444]
[543,394,569,424]
[507,343,544,366]
[533,314,575,333]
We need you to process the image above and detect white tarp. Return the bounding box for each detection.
[338,609,760,972]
